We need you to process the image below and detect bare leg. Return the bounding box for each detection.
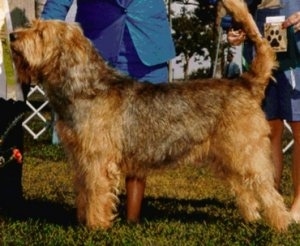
[289,122,300,222]
[126,176,146,223]
[268,119,284,190]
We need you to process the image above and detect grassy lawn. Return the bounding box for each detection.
[0,112,299,245]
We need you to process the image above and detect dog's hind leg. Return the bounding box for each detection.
[249,143,292,231]
[242,145,290,231]
[253,173,291,231]
[220,142,291,231]
[226,174,262,223]
[212,117,291,231]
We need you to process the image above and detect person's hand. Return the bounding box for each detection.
[227,28,246,46]
[282,12,300,32]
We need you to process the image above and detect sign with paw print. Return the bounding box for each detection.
[264,16,287,52]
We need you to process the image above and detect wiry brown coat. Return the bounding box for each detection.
[10,0,291,231]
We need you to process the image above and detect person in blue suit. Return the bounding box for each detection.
[41,0,176,224]
[42,0,175,83]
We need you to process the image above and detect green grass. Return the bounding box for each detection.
[0,119,299,245]
[2,39,16,85]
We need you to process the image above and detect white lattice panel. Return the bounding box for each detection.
[22,85,49,139]
[283,120,294,153]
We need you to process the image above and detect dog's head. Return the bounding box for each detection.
[10,19,92,84]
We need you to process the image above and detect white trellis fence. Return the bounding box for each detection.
[22,85,50,139]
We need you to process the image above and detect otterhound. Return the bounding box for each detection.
[10,0,291,231]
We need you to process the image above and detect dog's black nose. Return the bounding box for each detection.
[9,33,17,42]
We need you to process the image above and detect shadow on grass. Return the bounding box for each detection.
[0,195,236,227]
[140,196,234,224]
[1,199,77,227]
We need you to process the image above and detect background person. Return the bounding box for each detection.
[223,51,241,79]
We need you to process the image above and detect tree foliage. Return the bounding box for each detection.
[172,0,218,79]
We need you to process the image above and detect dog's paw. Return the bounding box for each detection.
[291,211,300,223]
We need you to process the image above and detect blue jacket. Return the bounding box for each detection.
[42,0,176,66]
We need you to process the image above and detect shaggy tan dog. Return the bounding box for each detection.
[10,0,291,231]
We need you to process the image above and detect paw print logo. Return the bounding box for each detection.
[264,23,287,52]
[267,29,282,48]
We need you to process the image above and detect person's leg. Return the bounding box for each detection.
[268,119,284,190]
[125,176,146,223]
[289,121,300,221]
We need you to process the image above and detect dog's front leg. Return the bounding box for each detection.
[74,159,120,229]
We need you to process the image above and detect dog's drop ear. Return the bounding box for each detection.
[59,23,91,64]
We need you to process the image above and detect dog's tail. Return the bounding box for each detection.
[222,0,276,95]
